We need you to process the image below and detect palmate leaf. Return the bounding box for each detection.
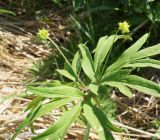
[32,104,82,140]
[32,98,75,120]
[124,59,160,69]
[11,102,42,140]
[93,35,132,75]
[102,75,160,97]
[28,86,84,98]
[105,34,149,74]
[83,101,121,140]
[12,98,75,140]
[79,44,95,81]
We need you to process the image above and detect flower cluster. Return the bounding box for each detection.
[36,28,49,41]
[118,21,130,34]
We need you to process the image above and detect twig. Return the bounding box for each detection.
[112,121,160,139]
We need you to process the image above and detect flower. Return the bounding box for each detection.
[37,28,49,41]
[118,21,130,34]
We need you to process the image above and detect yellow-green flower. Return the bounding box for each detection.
[118,21,130,34]
[37,28,49,41]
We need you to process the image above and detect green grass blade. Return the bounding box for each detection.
[0,9,16,15]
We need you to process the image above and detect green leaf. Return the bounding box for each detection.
[32,104,82,140]
[101,69,131,83]
[122,75,160,97]
[32,98,75,120]
[56,69,76,81]
[11,102,42,140]
[83,102,121,140]
[89,84,98,95]
[12,98,74,140]
[72,50,81,75]
[105,34,149,74]
[106,82,133,98]
[133,43,160,60]
[79,44,95,81]
[103,75,160,97]
[25,96,44,111]
[0,9,16,15]
[94,35,131,75]
[124,59,160,69]
[28,86,84,98]
[64,61,77,79]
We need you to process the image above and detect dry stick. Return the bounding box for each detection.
[113,97,154,120]
[113,132,157,138]
[130,19,149,35]
[0,82,22,85]
[112,121,160,139]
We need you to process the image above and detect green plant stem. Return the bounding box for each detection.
[49,37,85,87]
[48,37,70,65]
[83,122,91,140]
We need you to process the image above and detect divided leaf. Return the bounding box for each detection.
[133,43,160,60]
[12,98,75,140]
[32,104,82,140]
[124,59,160,69]
[105,34,149,74]
[28,86,84,98]
[83,101,121,140]
[102,75,160,97]
[94,35,131,75]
